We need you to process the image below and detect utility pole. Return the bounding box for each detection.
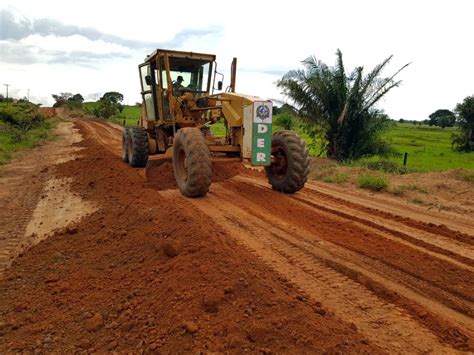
[27,89,30,102]
[3,84,10,106]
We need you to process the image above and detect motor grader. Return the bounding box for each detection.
[122,49,310,197]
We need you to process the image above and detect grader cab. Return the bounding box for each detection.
[122,49,310,197]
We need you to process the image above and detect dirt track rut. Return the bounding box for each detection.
[0,122,83,273]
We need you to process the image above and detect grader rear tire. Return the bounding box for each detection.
[265,130,310,193]
[121,128,129,163]
[127,127,149,167]
[172,128,212,197]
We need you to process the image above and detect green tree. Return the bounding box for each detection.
[277,49,409,161]
[52,92,72,107]
[67,93,84,109]
[92,92,124,119]
[101,92,124,103]
[429,109,455,128]
[71,93,84,103]
[452,95,474,152]
[52,93,84,109]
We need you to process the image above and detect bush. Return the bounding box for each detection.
[0,102,45,142]
[92,92,124,119]
[274,112,296,130]
[322,172,349,184]
[357,174,388,191]
[366,160,400,173]
[92,99,122,119]
[52,93,84,110]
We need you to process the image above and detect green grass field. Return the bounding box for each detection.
[357,122,474,172]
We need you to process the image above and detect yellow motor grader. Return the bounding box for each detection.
[122,49,310,197]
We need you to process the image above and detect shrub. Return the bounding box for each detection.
[322,172,349,183]
[92,99,122,119]
[0,102,45,142]
[366,160,400,173]
[357,174,388,191]
[274,112,296,130]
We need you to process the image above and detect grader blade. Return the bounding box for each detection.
[144,155,172,181]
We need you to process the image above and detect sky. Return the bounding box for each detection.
[0,0,473,120]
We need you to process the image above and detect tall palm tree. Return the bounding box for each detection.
[277,50,409,161]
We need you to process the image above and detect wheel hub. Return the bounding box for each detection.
[270,147,288,180]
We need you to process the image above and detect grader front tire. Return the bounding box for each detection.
[127,127,149,167]
[265,130,310,193]
[172,128,212,197]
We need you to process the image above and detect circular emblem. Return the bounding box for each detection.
[256,104,270,120]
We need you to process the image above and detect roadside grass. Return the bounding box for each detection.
[309,160,351,184]
[322,172,349,184]
[0,119,57,165]
[357,173,389,191]
[117,105,141,126]
[388,183,428,196]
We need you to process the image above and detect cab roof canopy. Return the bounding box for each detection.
[144,48,216,64]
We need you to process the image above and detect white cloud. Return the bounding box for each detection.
[21,34,130,55]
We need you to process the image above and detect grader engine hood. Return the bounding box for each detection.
[243,100,273,166]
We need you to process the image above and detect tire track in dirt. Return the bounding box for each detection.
[308,181,474,238]
[0,122,83,275]
[236,175,474,268]
[177,187,459,353]
[222,183,474,320]
[224,179,474,305]
[79,120,122,157]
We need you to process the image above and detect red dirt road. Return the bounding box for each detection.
[0,119,473,353]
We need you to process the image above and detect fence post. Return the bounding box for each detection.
[401,152,408,174]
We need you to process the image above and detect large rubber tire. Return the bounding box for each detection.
[265,130,310,193]
[121,127,129,163]
[127,127,149,167]
[172,128,212,197]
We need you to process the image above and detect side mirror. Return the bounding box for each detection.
[217,81,223,90]
[145,75,152,86]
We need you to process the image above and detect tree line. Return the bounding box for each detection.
[51,91,125,119]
